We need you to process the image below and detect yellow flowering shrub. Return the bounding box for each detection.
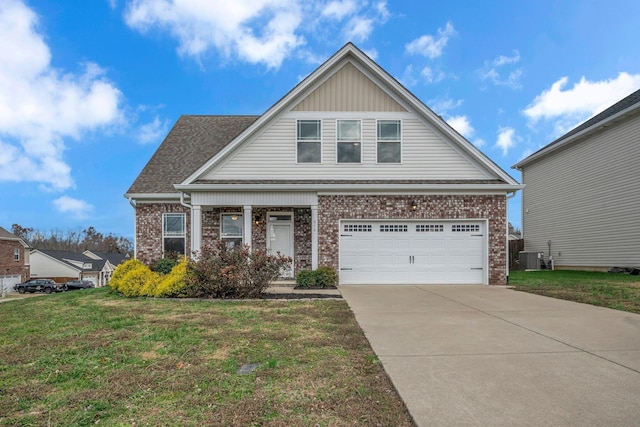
[154,257,188,297]
[109,259,147,294]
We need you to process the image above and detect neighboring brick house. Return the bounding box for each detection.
[0,226,30,291]
[126,43,522,285]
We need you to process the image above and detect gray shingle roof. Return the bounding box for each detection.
[0,226,17,239]
[127,115,259,194]
[37,250,106,272]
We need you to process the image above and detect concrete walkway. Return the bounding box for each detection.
[340,285,640,426]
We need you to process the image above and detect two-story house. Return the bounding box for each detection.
[0,226,30,291]
[125,43,521,285]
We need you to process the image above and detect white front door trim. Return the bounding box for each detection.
[267,211,295,278]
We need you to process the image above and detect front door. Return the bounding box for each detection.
[267,213,294,278]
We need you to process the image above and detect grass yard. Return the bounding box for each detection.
[0,289,414,426]
[510,269,640,314]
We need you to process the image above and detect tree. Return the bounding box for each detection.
[10,223,132,254]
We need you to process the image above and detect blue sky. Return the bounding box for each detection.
[1,0,640,240]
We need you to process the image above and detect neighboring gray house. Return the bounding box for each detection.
[126,43,522,285]
[513,88,640,270]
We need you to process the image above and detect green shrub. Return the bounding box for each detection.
[296,269,316,287]
[296,266,338,288]
[315,266,338,287]
[151,257,178,275]
[185,240,292,299]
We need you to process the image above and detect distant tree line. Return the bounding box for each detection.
[11,224,132,254]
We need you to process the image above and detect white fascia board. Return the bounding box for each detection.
[513,102,640,170]
[175,183,523,193]
[124,193,182,202]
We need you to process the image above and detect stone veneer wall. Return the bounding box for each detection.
[317,195,507,285]
[0,240,30,282]
[135,203,191,265]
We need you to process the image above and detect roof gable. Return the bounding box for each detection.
[292,62,406,112]
[0,226,28,247]
[181,43,518,187]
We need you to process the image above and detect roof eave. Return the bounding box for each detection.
[513,100,640,170]
[175,183,523,193]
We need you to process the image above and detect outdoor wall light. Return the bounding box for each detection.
[254,215,261,225]
[410,200,418,210]
[231,214,238,221]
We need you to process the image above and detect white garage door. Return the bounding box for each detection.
[339,220,486,285]
[0,275,22,293]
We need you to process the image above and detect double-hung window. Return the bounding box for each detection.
[163,213,186,256]
[221,213,243,249]
[14,248,20,261]
[377,120,401,163]
[297,120,321,163]
[337,119,361,163]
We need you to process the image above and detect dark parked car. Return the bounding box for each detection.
[64,280,95,290]
[14,279,64,294]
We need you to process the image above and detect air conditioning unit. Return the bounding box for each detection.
[519,251,544,270]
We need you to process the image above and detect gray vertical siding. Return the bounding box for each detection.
[522,115,640,268]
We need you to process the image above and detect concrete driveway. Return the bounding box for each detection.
[340,285,640,426]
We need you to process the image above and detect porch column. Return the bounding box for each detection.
[191,205,202,257]
[311,205,318,269]
[243,205,252,250]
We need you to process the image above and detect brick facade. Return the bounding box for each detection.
[0,240,30,282]
[135,194,507,284]
[317,195,507,285]
[135,203,191,265]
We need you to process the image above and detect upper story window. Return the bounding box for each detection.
[297,120,321,163]
[377,120,401,163]
[163,213,186,256]
[14,248,20,261]
[221,213,243,249]
[337,119,361,163]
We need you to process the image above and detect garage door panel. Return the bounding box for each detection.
[340,220,486,285]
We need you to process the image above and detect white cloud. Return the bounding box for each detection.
[345,16,374,42]
[137,116,169,145]
[53,196,95,219]
[322,0,358,20]
[523,73,640,135]
[479,50,523,89]
[496,127,516,156]
[405,21,455,59]
[400,65,418,87]
[125,0,304,69]
[420,66,445,84]
[0,0,123,190]
[446,115,474,138]
[428,96,463,114]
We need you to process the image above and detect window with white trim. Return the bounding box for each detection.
[377,120,401,163]
[297,120,321,163]
[221,213,243,249]
[163,213,186,256]
[337,119,361,163]
[14,248,20,261]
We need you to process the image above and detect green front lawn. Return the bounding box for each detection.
[510,269,640,314]
[0,289,413,426]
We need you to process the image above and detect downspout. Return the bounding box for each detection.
[128,197,137,260]
[505,191,518,284]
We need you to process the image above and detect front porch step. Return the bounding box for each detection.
[271,279,296,286]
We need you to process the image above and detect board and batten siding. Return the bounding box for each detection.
[203,115,491,181]
[292,62,406,112]
[522,114,640,268]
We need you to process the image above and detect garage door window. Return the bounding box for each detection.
[416,224,444,232]
[344,224,372,232]
[380,224,408,232]
[452,224,480,232]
